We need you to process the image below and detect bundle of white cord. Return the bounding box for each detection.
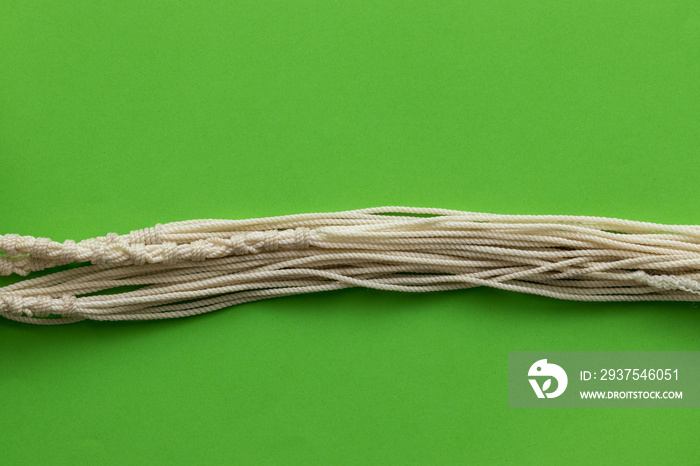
[3,206,700,325]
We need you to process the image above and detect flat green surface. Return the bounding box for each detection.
[2,1,699,464]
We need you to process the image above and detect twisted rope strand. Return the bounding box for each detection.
[3,206,700,324]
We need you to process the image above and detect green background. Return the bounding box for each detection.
[2,1,699,464]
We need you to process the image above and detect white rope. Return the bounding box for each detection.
[3,206,700,324]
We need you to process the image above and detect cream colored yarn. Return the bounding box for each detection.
[2,206,700,325]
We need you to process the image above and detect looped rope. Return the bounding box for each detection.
[59,294,77,317]
[262,230,280,251]
[0,293,78,318]
[127,224,163,244]
[5,207,700,324]
[0,293,23,316]
[0,226,314,275]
